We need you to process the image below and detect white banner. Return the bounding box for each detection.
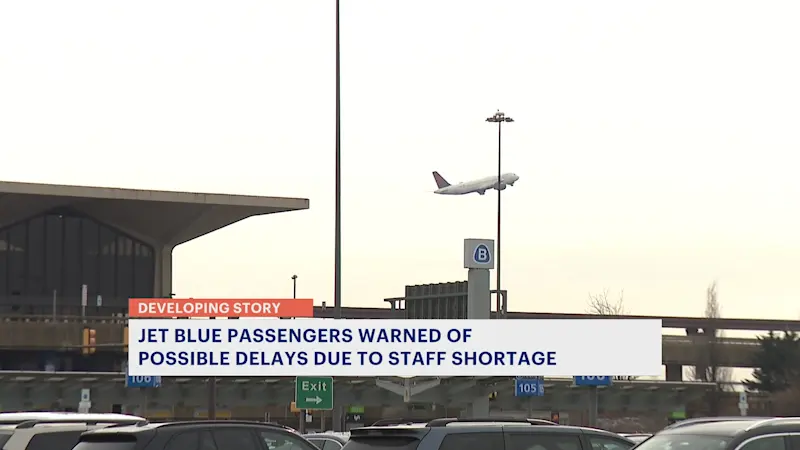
[128,319,662,377]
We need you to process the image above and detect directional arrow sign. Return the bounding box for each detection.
[295,376,333,410]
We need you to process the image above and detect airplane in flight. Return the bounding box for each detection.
[432,171,520,195]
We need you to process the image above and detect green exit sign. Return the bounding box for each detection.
[295,376,334,410]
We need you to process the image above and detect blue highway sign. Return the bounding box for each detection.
[574,376,612,387]
[473,244,492,264]
[126,375,162,388]
[514,377,544,397]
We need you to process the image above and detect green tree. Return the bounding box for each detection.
[745,331,800,393]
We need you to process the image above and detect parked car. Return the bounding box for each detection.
[304,432,350,450]
[341,417,635,450]
[75,420,318,450]
[661,417,773,430]
[0,413,145,450]
[634,417,800,450]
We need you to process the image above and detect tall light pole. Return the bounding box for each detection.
[333,0,342,320]
[292,274,298,299]
[486,110,513,318]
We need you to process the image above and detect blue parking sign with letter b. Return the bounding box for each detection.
[473,244,491,264]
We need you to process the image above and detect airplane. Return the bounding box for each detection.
[432,171,520,195]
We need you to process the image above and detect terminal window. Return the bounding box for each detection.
[0,209,155,313]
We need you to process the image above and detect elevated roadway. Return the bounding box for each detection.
[662,335,758,368]
[0,371,715,418]
[314,306,800,332]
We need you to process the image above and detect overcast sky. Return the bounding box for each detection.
[2,0,800,331]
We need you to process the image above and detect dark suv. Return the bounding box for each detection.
[342,418,635,450]
[74,420,319,450]
[636,418,800,450]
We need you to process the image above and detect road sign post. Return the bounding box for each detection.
[574,377,611,427]
[295,376,334,410]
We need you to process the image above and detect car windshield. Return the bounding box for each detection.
[634,435,730,450]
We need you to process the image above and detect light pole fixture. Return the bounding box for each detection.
[291,274,298,299]
[333,0,342,320]
[485,110,513,318]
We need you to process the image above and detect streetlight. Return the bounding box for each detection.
[292,274,298,299]
[485,110,513,318]
[333,0,343,320]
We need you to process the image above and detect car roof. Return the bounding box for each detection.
[0,413,145,424]
[353,423,632,441]
[659,420,764,437]
[83,420,297,435]
[668,418,800,438]
[664,417,772,430]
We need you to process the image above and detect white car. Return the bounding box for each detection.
[620,434,652,444]
[0,412,146,450]
[303,432,350,450]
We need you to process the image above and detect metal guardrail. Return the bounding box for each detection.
[0,371,719,390]
[662,335,759,346]
[0,315,762,345]
[0,314,127,323]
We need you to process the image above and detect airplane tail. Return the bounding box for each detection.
[432,171,450,189]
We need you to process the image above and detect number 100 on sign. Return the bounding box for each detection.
[126,376,162,388]
[573,376,612,386]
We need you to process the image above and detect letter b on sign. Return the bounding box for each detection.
[464,239,494,269]
[474,245,491,264]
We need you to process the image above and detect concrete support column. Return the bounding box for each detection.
[153,245,174,297]
[464,239,494,320]
[463,239,495,418]
[666,364,683,381]
[332,406,344,432]
[467,269,490,319]
[470,396,490,417]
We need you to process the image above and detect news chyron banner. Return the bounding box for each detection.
[127,298,663,377]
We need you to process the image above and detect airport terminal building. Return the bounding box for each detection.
[0,180,308,316]
[0,180,308,372]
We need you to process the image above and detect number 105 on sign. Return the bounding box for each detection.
[514,377,544,397]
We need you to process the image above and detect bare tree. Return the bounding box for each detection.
[587,289,627,315]
[688,282,733,414]
[587,289,636,381]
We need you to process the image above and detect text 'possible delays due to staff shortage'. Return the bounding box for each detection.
[127,318,664,377]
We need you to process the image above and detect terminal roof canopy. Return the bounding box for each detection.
[0,180,309,246]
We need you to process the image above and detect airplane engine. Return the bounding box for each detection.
[497,184,507,190]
